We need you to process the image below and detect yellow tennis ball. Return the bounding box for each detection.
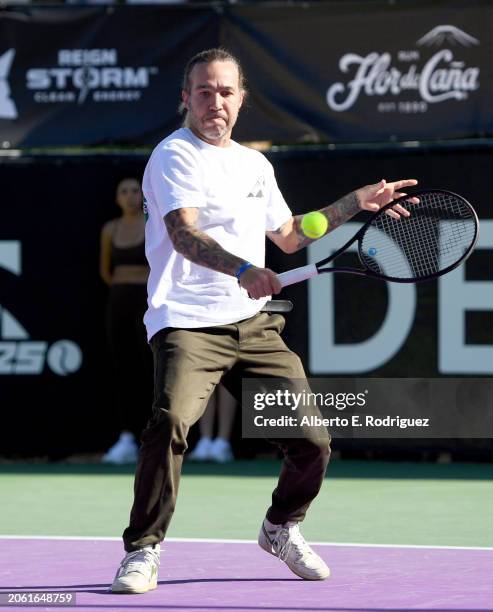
[301,212,328,239]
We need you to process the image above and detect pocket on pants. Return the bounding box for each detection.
[264,313,286,335]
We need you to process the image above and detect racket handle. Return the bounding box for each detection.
[278,264,318,288]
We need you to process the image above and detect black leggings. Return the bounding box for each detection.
[106,284,153,437]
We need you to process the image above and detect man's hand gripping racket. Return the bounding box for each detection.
[278,189,479,287]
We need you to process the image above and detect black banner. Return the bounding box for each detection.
[1,2,492,147]
[0,5,219,147]
[1,147,492,457]
[226,2,493,143]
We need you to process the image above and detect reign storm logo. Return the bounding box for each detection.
[25,48,159,105]
[326,25,480,114]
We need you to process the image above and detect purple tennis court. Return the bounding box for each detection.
[0,537,491,611]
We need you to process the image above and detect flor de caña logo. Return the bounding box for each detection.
[326,25,480,114]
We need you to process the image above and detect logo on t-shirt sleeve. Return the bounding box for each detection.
[247,176,265,199]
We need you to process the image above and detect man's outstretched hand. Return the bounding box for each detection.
[356,179,419,220]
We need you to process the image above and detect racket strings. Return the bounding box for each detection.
[360,192,477,280]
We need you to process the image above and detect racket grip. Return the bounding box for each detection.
[278,264,318,288]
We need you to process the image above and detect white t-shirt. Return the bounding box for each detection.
[142,128,292,340]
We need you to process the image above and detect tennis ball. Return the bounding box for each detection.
[301,212,329,239]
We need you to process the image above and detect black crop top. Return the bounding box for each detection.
[111,240,147,268]
[111,220,147,267]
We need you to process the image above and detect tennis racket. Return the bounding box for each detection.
[278,189,479,287]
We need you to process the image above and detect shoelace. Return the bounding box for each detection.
[271,527,291,561]
[271,524,314,562]
[121,548,159,576]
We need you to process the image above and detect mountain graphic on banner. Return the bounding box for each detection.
[417,25,479,48]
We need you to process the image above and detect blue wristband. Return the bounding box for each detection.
[235,262,253,281]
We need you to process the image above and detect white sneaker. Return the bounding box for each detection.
[258,519,330,580]
[188,437,213,461]
[209,438,234,463]
[111,545,160,594]
[102,433,138,465]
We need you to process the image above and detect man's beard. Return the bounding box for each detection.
[184,110,230,141]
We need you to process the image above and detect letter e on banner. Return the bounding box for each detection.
[439,220,493,373]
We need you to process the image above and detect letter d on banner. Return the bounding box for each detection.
[307,224,416,373]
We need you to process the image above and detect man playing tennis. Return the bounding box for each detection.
[111,48,417,593]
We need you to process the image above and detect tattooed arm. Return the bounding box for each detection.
[165,207,244,275]
[267,179,418,254]
[267,191,360,254]
[165,207,281,299]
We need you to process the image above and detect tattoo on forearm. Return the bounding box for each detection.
[325,191,360,229]
[165,210,243,276]
[292,217,316,250]
[292,191,360,251]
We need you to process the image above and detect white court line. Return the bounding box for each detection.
[0,535,492,551]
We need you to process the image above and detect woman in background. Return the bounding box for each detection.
[100,177,152,464]
[188,384,237,463]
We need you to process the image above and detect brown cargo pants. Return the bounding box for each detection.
[123,312,331,552]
